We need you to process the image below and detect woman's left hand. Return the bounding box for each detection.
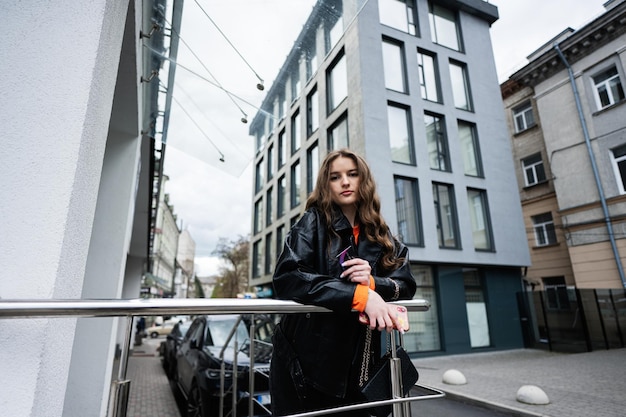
[339,258,372,285]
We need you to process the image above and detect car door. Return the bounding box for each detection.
[176,317,205,394]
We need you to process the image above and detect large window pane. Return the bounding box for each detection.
[266,187,273,227]
[387,104,414,164]
[264,233,273,275]
[593,66,625,109]
[255,159,264,193]
[291,110,301,154]
[424,113,449,171]
[522,153,546,186]
[307,143,320,193]
[277,176,286,218]
[458,120,482,177]
[278,130,286,168]
[450,61,472,111]
[417,49,439,102]
[291,161,301,208]
[467,189,493,251]
[379,0,417,35]
[382,39,407,93]
[429,3,460,51]
[307,88,319,136]
[252,240,262,278]
[405,265,441,352]
[327,53,347,113]
[433,182,459,248]
[394,177,421,245]
[328,115,349,151]
[464,269,491,348]
[532,212,557,246]
[254,198,263,235]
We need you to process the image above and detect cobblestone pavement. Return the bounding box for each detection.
[126,337,181,417]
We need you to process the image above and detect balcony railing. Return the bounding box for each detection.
[0,298,444,417]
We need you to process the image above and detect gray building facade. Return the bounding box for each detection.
[249,0,530,356]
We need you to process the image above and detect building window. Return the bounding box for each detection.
[266,187,273,227]
[532,212,557,247]
[543,276,570,310]
[255,159,264,194]
[306,42,318,81]
[433,182,459,249]
[387,103,414,165]
[611,144,626,194]
[278,130,286,168]
[522,153,547,187]
[264,233,273,275]
[291,110,301,154]
[450,60,472,111]
[276,225,285,257]
[464,269,491,348]
[290,214,300,228]
[325,5,343,53]
[252,240,262,278]
[278,92,286,120]
[307,88,319,136]
[394,177,422,245]
[379,0,417,35]
[255,133,265,155]
[458,121,482,177]
[328,114,349,151]
[382,38,407,93]
[424,113,449,171]
[277,175,286,218]
[429,3,460,51]
[267,144,274,180]
[327,52,347,113]
[307,143,319,193]
[467,189,493,251]
[417,49,440,102]
[592,66,625,110]
[291,160,301,208]
[291,67,301,103]
[405,265,440,352]
[513,101,535,133]
[254,198,263,235]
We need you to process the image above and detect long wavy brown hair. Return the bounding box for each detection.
[306,149,404,271]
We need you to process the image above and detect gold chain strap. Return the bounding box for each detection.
[359,327,372,387]
[358,328,393,387]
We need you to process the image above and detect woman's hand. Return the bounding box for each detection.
[363,290,400,332]
[339,257,371,285]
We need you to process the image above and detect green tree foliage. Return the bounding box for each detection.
[211,235,250,298]
[194,276,206,298]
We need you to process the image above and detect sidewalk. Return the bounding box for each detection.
[124,338,625,417]
[126,338,181,417]
[412,348,626,417]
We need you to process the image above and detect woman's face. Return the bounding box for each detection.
[328,156,360,209]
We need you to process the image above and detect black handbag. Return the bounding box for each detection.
[359,332,419,417]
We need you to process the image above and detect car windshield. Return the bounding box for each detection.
[206,317,249,348]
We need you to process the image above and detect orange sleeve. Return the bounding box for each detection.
[351,277,375,311]
[351,284,369,312]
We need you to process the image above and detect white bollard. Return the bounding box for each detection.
[442,369,467,385]
[516,385,550,405]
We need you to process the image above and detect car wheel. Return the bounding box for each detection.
[150,331,159,338]
[187,382,204,417]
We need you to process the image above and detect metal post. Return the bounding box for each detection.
[248,314,256,417]
[111,315,134,417]
[389,333,404,417]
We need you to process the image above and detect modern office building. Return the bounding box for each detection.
[502,0,626,292]
[249,0,530,356]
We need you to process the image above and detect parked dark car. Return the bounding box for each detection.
[161,319,192,379]
[175,314,274,417]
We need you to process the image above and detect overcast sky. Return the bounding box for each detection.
[162,0,608,276]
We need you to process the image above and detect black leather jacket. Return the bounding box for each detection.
[272,206,417,397]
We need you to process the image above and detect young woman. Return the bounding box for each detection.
[270,149,417,416]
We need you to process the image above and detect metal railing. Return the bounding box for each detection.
[0,298,444,417]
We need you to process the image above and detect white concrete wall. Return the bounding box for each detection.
[0,1,138,416]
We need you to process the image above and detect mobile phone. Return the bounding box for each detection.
[336,246,354,269]
[358,306,410,332]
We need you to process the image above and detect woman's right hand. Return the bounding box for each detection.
[363,290,397,332]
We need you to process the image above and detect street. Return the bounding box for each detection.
[129,336,516,417]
